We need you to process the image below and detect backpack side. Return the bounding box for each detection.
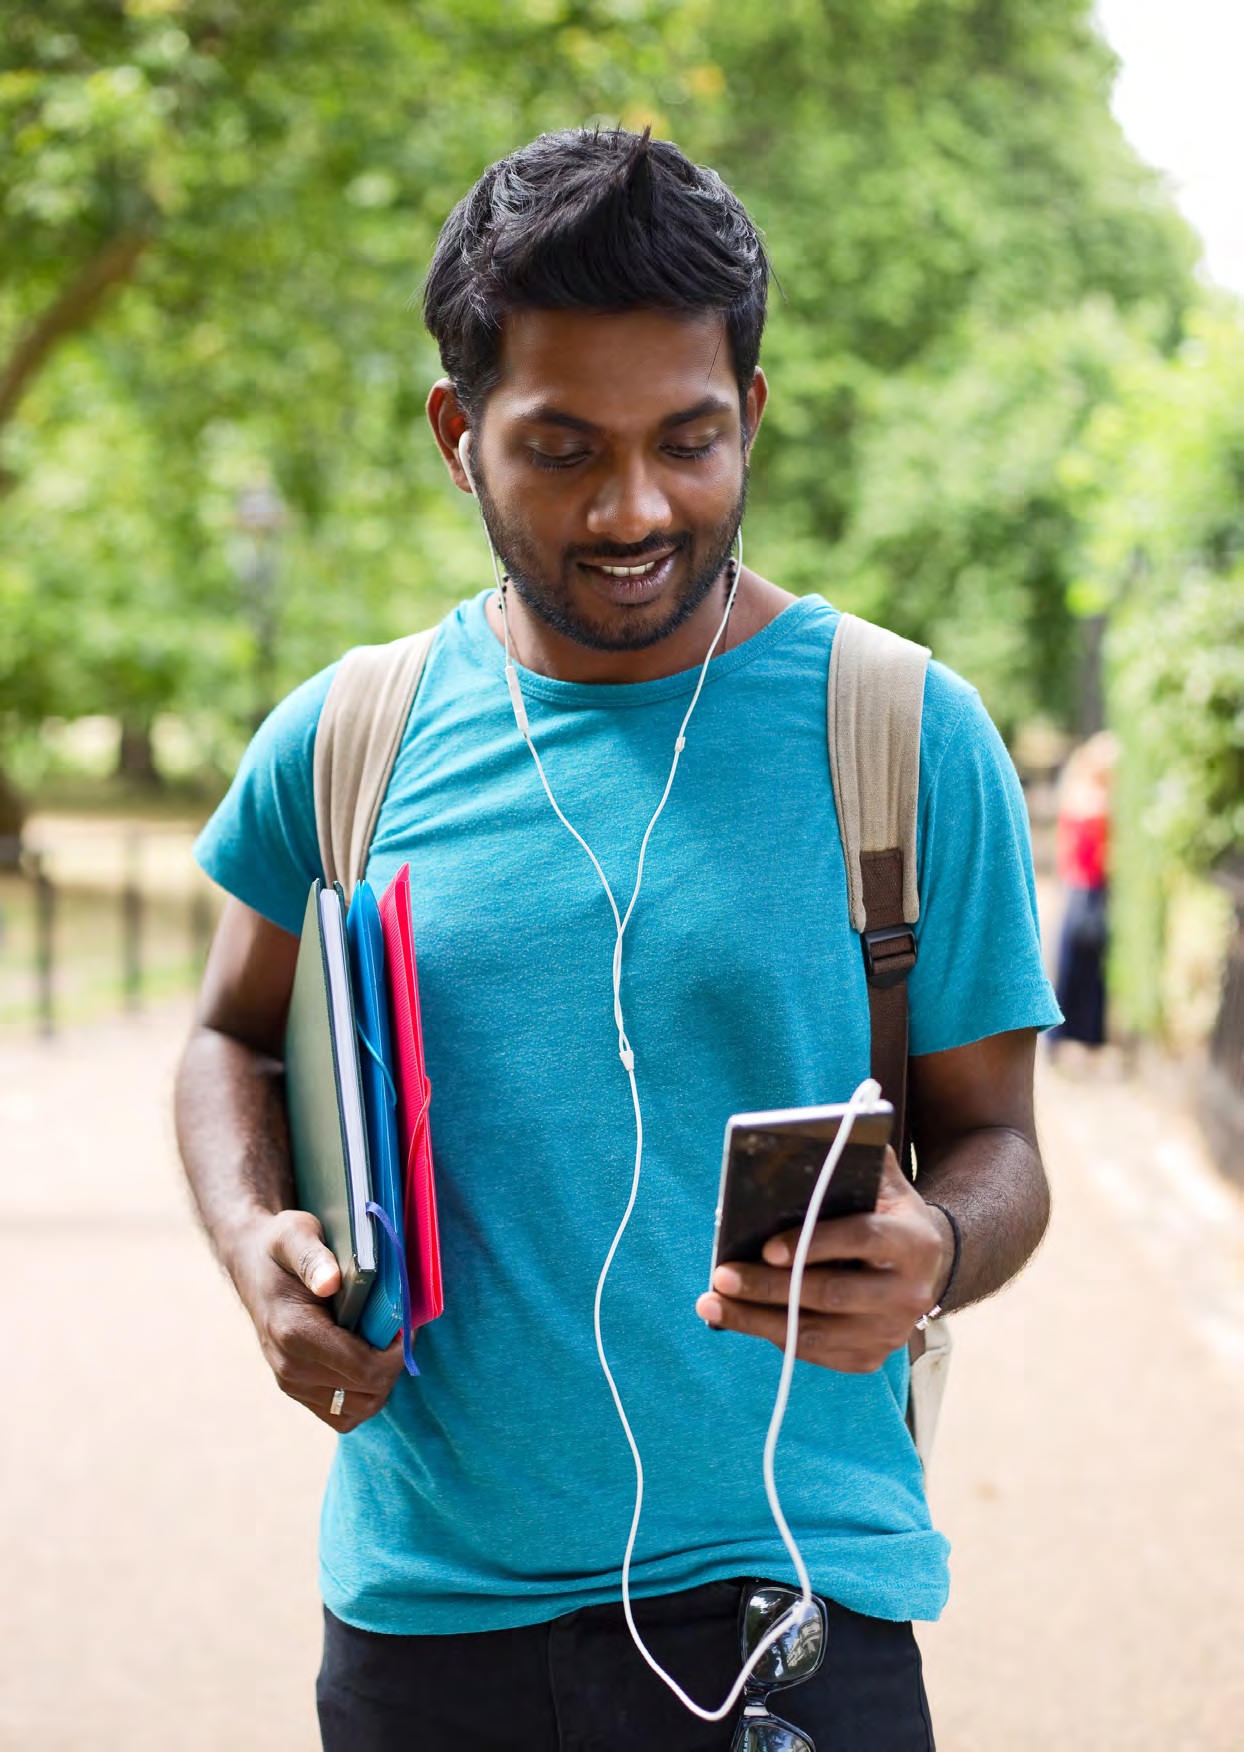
[827,610,929,1173]
[312,628,438,897]
[827,611,951,1468]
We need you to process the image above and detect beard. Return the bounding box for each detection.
[472,463,748,653]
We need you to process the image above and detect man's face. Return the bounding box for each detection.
[444,309,763,653]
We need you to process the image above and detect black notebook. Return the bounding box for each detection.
[284,879,376,1328]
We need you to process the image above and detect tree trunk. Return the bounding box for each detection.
[0,233,149,438]
[117,719,161,786]
[0,765,25,865]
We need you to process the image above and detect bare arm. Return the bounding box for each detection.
[696,1028,1048,1371]
[175,897,404,1429]
[906,1026,1048,1311]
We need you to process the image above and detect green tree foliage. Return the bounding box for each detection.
[0,0,1199,792]
[822,303,1145,736]
[0,0,692,767]
[686,0,1195,678]
[1073,309,1244,1032]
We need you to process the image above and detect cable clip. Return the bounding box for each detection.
[505,663,530,737]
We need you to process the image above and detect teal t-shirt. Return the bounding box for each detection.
[195,590,1059,1634]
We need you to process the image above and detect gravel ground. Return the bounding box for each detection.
[2,1003,1242,1750]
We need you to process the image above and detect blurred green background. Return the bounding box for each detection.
[1,0,1241,1047]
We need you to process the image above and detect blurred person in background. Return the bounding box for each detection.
[1049,731,1119,1055]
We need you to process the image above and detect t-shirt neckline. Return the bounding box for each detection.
[460,588,830,710]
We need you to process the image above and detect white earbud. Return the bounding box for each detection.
[457,430,473,489]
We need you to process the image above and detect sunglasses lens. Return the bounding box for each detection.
[741,1588,825,1687]
[734,1717,816,1752]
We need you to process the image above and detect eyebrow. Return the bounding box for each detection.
[516,395,735,435]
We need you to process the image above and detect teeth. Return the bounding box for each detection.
[598,560,660,577]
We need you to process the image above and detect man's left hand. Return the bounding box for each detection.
[694,1148,953,1373]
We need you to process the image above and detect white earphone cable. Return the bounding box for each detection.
[491,537,737,1073]
[465,440,876,1719]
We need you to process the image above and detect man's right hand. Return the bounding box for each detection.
[176,899,407,1434]
[233,1208,406,1433]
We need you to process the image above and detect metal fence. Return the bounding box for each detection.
[0,820,219,1036]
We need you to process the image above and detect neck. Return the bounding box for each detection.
[485,565,753,685]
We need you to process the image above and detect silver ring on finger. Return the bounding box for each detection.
[329,1388,346,1418]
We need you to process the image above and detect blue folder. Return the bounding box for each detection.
[346,880,417,1375]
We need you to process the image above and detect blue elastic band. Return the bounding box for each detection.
[356,1019,398,1111]
[365,1200,419,1377]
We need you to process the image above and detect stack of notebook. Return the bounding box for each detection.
[284,863,442,1375]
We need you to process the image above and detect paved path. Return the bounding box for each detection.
[2,1006,1243,1749]
[0,1006,329,1752]
[919,1057,1244,1750]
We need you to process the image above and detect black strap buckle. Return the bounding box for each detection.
[862,924,917,990]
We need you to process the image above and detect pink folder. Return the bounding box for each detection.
[378,864,443,1329]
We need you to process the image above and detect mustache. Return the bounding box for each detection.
[565,533,692,563]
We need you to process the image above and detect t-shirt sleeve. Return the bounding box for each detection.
[193,663,339,937]
[907,667,1062,1056]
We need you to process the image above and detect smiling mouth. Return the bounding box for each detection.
[582,551,676,579]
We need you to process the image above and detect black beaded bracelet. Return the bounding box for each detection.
[922,1201,962,1317]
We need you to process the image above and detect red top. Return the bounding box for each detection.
[1057,812,1107,890]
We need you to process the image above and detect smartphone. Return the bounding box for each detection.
[709,1101,895,1279]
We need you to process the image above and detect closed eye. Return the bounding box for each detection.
[527,436,720,470]
[663,438,719,461]
[529,449,591,472]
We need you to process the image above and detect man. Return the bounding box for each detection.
[177,128,1060,1751]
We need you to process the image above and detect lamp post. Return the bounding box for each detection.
[234,481,286,728]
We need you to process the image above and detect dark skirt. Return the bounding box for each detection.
[1052,883,1108,1046]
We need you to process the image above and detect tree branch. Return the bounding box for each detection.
[0,230,150,436]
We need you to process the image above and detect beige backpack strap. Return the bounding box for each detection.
[827,611,930,1175]
[828,612,928,935]
[827,611,946,1466]
[312,628,437,898]
[906,1315,952,1471]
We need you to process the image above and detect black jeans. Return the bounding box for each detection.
[317,1580,935,1751]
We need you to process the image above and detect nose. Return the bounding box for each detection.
[584,452,674,545]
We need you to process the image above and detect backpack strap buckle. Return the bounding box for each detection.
[862,924,917,989]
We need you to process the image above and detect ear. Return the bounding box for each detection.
[427,379,474,494]
[743,368,768,458]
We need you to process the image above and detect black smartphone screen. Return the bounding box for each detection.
[711,1104,894,1272]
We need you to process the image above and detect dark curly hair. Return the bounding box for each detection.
[423,128,769,423]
